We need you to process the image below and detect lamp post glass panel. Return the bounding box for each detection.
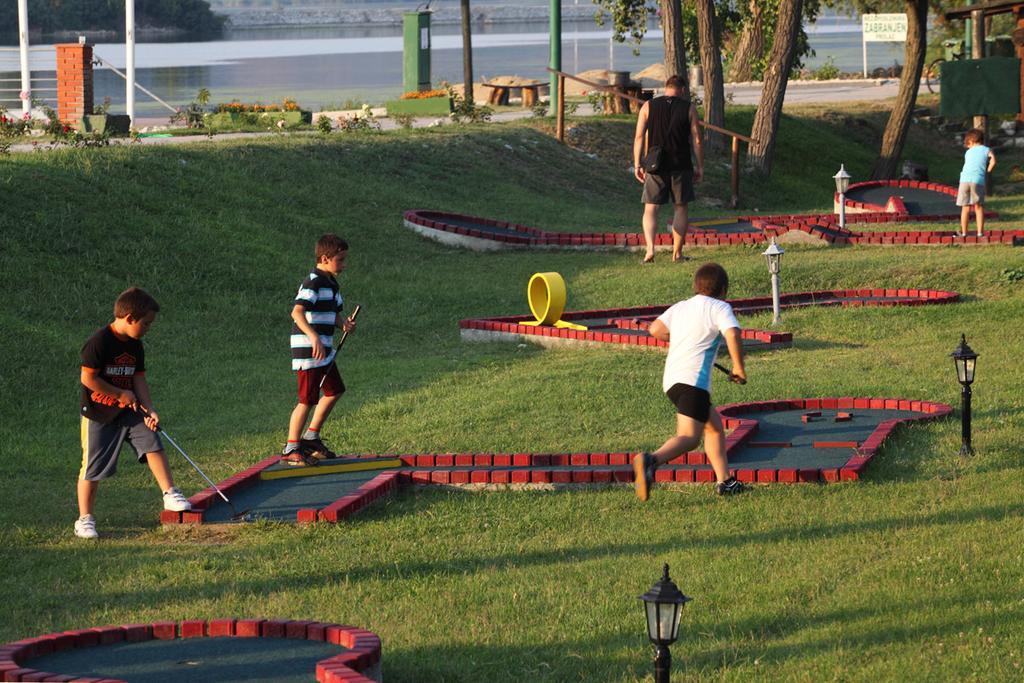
[834,164,851,229]
[639,564,691,683]
[951,333,978,456]
[762,238,784,325]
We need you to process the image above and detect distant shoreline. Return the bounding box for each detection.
[217,4,600,29]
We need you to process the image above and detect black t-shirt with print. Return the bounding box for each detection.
[80,325,146,424]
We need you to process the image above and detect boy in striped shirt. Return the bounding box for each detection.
[282,234,357,466]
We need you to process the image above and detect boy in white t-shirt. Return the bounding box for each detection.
[633,263,747,500]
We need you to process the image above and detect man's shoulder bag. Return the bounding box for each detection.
[641,145,664,173]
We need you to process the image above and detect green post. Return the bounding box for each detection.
[549,0,561,114]
[403,11,432,93]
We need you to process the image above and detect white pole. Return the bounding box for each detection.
[862,18,868,78]
[771,272,780,325]
[126,0,135,126]
[17,0,30,117]
[608,36,613,70]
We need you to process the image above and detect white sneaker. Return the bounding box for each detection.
[74,514,98,539]
[162,487,193,512]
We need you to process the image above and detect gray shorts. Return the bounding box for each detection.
[79,411,163,481]
[956,182,985,206]
[642,170,696,206]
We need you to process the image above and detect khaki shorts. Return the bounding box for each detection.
[956,182,985,206]
[642,170,696,206]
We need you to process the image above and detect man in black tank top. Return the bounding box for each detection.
[633,75,704,263]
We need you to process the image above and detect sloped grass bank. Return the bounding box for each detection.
[1,112,1022,681]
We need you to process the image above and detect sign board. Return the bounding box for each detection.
[862,13,908,77]
[862,14,908,42]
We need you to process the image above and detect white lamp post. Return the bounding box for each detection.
[834,164,851,230]
[762,238,784,325]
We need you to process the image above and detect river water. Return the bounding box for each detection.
[1,13,904,117]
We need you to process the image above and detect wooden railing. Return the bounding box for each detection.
[547,68,755,208]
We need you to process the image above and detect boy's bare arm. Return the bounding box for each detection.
[988,151,997,172]
[133,373,160,430]
[648,319,670,342]
[81,368,136,408]
[723,327,747,381]
[291,304,326,360]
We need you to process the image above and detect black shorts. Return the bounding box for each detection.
[641,170,696,206]
[666,383,711,423]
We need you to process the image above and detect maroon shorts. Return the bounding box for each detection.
[296,363,346,405]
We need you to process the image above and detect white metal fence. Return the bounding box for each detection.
[0,45,57,112]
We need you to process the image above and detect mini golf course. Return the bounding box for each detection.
[158,280,961,528]
[460,286,959,352]
[161,398,951,527]
[0,620,382,683]
[403,180,1021,250]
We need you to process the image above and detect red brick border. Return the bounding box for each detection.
[458,289,958,351]
[161,455,281,525]
[0,619,381,683]
[403,181,1019,250]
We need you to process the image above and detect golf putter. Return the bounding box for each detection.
[138,407,250,521]
[714,362,746,385]
[319,304,361,389]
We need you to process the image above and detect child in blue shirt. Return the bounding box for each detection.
[957,128,997,238]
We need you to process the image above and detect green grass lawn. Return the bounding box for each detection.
[1,105,1023,681]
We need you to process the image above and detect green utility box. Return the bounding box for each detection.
[403,11,432,94]
[940,57,1021,117]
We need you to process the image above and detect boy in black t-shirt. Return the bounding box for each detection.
[75,288,192,539]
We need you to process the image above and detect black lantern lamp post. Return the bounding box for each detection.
[951,334,978,456]
[834,164,851,230]
[639,564,691,683]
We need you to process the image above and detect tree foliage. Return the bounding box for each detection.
[1,0,224,38]
[592,0,821,80]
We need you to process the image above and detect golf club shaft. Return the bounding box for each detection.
[319,304,361,389]
[158,428,231,505]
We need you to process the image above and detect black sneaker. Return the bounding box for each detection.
[633,452,656,501]
[715,476,745,496]
[281,450,318,467]
[299,437,337,460]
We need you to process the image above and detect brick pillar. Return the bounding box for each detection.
[56,43,93,125]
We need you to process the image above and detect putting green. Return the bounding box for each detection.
[26,636,345,682]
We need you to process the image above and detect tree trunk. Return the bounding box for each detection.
[661,0,687,80]
[747,0,802,175]
[871,0,927,179]
[694,0,725,153]
[726,0,763,82]
[461,0,474,105]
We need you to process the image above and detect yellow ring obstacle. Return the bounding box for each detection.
[521,272,587,330]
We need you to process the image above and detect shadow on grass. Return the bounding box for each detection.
[383,632,646,682]
[17,495,1020,613]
